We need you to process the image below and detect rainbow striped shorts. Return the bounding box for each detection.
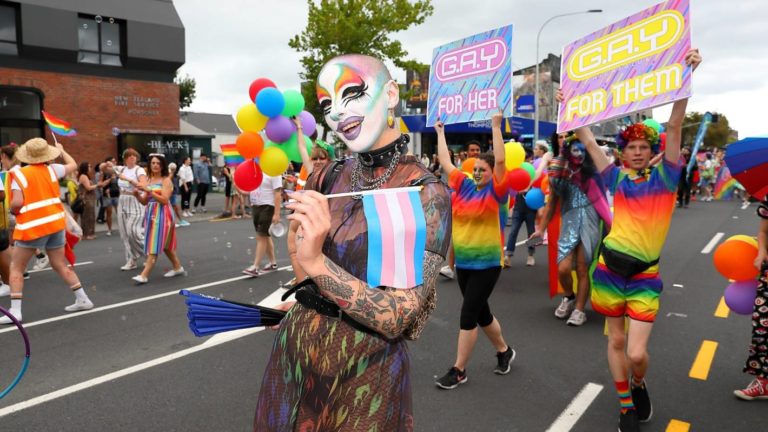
[591,255,663,323]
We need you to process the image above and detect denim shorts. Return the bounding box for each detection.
[15,229,66,250]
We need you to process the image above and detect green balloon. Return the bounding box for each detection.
[521,162,536,183]
[281,90,305,118]
[282,133,313,163]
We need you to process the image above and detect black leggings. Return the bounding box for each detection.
[181,186,192,210]
[456,266,502,330]
[194,183,209,207]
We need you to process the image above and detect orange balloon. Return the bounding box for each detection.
[541,175,550,194]
[236,132,264,159]
[713,239,759,281]
[461,157,476,173]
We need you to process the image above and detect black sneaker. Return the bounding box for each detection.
[435,367,467,389]
[494,346,516,375]
[631,380,652,422]
[23,272,29,280]
[618,410,639,432]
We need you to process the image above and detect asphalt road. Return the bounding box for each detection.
[0,198,763,431]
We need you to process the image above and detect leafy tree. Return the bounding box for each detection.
[680,111,735,149]
[175,72,197,109]
[289,0,434,136]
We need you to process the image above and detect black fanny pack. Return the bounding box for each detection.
[601,243,659,279]
[282,279,377,335]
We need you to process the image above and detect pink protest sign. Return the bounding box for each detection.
[558,0,691,132]
[427,25,513,127]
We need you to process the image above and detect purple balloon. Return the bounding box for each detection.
[724,280,758,315]
[265,116,296,143]
[298,111,317,136]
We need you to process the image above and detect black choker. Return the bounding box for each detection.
[357,135,410,168]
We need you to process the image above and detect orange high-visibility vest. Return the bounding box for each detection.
[11,164,66,241]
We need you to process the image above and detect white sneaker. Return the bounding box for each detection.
[0,308,21,324]
[106,231,112,236]
[132,275,149,284]
[201,207,207,213]
[567,309,587,326]
[0,283,9,297]
[164,267,187,278]
[439,265,455,279]
[32,255,49,271]
[555,296,576,319]
[65,299,94,312]
[526,256,535,266]
[121,260,137,271]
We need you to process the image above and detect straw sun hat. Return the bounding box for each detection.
[16,138,61,164]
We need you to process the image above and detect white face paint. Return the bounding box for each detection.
[316,56,392,153]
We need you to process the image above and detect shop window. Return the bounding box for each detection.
[0,3,18,56]
[0,86,44,145]
[78,15,123,66]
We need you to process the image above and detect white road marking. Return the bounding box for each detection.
[733,216,739,219]
[673,284,684,288]
[666,312,688,318]
[546,382,604,432]
[28,261,94,274]
[0,286,287,418]
[0,275,250,335]
[741,201,751,210]
[701,232,724,254]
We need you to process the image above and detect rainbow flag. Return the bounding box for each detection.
[362,187,426,289]
[220,143,243,167]
[714,165,744,200]
[41,111,77,137]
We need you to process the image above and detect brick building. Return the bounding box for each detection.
[0,0,185,164]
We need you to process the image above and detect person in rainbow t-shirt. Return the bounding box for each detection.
[434,111,516,390]
[562,49,702,432]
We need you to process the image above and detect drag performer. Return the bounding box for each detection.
[531,134,611,326]
[567,48,702,432]
[254,54,451,431]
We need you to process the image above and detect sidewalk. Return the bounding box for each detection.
[93,191,230,233]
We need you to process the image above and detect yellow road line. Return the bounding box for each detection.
[690,340,718,380]
[715,296,730,318]
[666,419,691,432]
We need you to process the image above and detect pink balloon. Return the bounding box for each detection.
[298,111,317,136]
[724,279,758,315]
[265,116,296,144]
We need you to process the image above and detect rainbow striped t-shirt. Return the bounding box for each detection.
[449,169,508,270]
[601,158,683,263]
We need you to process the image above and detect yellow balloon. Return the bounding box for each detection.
[236,104,268,132]
[505,141,525,171]
[727,235,758,249]
[260,146,289,177]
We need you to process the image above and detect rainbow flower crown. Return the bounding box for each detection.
[616,123,660,151]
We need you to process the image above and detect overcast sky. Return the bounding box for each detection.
[175,0,767,138]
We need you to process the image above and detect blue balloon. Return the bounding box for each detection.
[524,188,545,210]
[256,88,285,118]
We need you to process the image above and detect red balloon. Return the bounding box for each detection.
[234,160,263,192]
[248,78,277,103]
[505,168,531,192]
[659,132,667,152]
[532,174,544,188]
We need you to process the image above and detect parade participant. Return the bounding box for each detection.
[100,158,120,236]
[241,172,281,277]
[434,111,515,390]
[734,197,768,400]
[677,147,695,208]
[0,144,18,295]
[168,162,189,226]
[192,153,212,213]
[178,157,194,217]
[254,54,450,431]
[77,161,109,240]
[131,154,185,284]
[531,132,611,327]
[566,48,701,432]
[114,148,147,271]
[0,138,94,324]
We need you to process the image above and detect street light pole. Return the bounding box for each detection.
[534,9,602,142]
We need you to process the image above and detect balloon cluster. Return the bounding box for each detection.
[502,141,546,210]
[713,235,761,314]
[232,78,318,192]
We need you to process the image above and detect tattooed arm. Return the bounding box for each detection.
[306,252,443,339]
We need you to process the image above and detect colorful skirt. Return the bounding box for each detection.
[254,304,414,431]
[143,201,175,255]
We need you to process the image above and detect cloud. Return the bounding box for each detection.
[176,0,768,137]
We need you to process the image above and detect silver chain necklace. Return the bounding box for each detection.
[350,150,400,195]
